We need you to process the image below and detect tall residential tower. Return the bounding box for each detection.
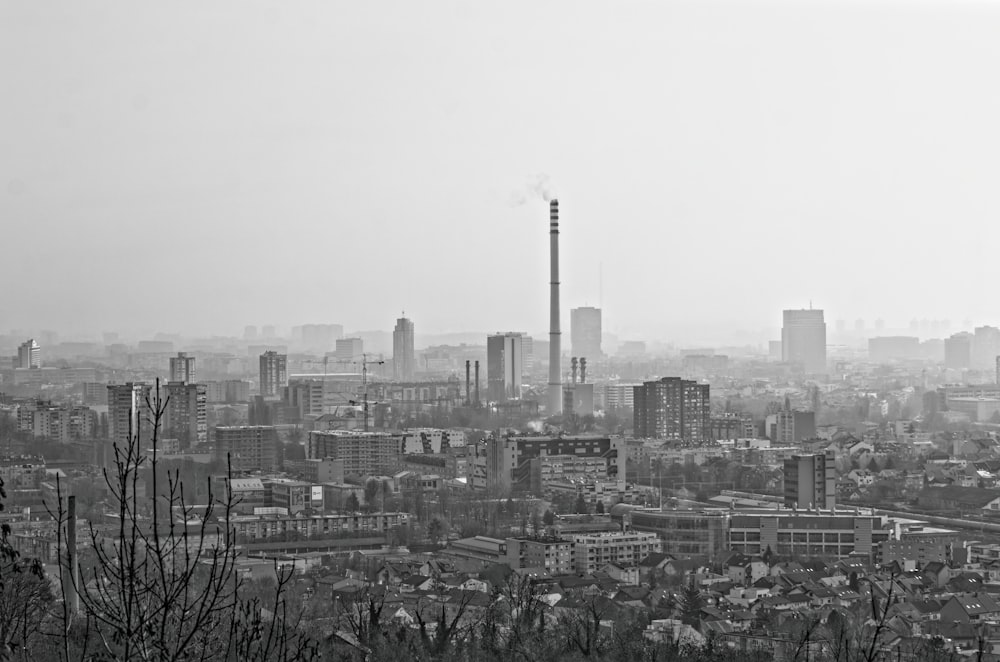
[781,309,827,373]
[632,377,710,441]
[169,352,196,383]
[393,316,415,381]
[259,351,287,399]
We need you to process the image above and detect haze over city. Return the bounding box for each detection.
[11,2,1000,661]
[6,0,1000,344]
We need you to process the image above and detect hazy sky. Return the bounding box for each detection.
[4,1,1000,344]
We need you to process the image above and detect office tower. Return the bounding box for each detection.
[974,326,1000,370]
[163,382,207,448]
[781,309,827,373]
[16,339,40,369]
[393,316,415,381]
[107,383,152,445]
[335,338,364,362]
[945,332,973,370]
[783,453,836,510]
[487,332,523,402]
[214,426,277,473]
[243,325,258,341]
[632,377,710,441]
[571,307,602,359]
[258,351,287,399]
[169,352,196,383]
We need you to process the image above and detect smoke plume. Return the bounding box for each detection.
[509,173,555,206]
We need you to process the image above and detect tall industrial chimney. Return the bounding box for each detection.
[474,360,481,407]
[547,199,563,415]
[465,360,471,406]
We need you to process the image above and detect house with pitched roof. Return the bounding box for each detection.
[939,593,1000,623]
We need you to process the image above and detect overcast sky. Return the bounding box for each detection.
[4,1,1000,344]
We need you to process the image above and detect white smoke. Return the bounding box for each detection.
[509,173,556,206]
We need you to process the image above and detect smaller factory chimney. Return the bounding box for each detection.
[474,360,481,406]
[465,360,471,406]
[66,495,79,613]
[571,357,578,384]
[580,357,587,384]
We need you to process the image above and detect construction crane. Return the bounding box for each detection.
[346,353,385,432]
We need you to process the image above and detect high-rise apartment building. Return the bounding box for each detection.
[781,309,827,373]
[765,410,816,444]
[974,326,1000,371]
[259,351,287,399]
[485,434,624,494]
[945,332,973,370]
[16,339,40,369]
[107,383,153,445]
[487,333,523,402]
[570,307,602,359]
[632,377,710,441]
[603,383,640,411]
[393,317,415,381]
[307,431,400,477]
[335,338,364,362]
[214,426,277,473]
[169,352,196,383]
[163,381,208,448]
[783,452,836,510]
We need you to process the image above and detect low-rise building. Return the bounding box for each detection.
[505,536,574,574]
[570,530,659,575]
[231,511,408,541]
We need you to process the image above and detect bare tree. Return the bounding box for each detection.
[0,560,53,662]
[413,589,479,656]
[558,594,609,658]
[50,380,316,661]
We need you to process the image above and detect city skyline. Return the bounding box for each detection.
[6,3,1000,658]
[7,1,1000,340]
